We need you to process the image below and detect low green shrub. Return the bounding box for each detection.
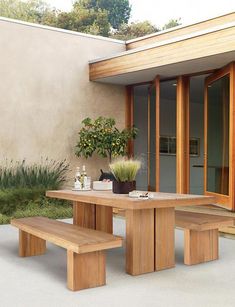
[0,158,70,218]
[0,188,45,215]
[0,197,72,225]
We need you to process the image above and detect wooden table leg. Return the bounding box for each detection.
[73,202,113,233]
[155,207,175,271]
[73,201,96,229]
[96,205,113,234]
[126,209,155,275]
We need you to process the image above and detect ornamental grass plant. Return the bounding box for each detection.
[109,158,141,182]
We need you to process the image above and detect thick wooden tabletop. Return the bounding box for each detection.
[46,190,216,210]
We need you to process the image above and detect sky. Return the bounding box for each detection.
[47,0,235,28]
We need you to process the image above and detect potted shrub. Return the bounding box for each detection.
[109,159,141,194]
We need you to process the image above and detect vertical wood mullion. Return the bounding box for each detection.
[176,76,190,194]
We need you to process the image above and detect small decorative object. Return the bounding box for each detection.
[129,191,154,199]
[73,165,91,190]
[109,159,141,194]
[99,169,115,181]
[93,180,112,191]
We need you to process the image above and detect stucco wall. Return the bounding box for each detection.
[0,18,126,184]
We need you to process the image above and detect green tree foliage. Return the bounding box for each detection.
[163,18,181,30]
[75,117,138,162]
[111,20,159,40]
[75,0,131,29]
[0,0,58,25]
[56,6,110,36]
[0,0,181,38]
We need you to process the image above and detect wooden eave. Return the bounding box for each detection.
[89,24,235,81]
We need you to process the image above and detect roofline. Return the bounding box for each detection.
[126,11,235,44]
[89,21,235,63]
[0,16,125,45]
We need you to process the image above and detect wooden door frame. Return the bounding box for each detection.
[204,62,235,210]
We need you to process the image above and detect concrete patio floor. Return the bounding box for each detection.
[0,217,235,307]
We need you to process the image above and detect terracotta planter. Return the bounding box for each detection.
[112,180,136,194]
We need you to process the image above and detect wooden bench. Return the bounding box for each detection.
[11,217,122,291]
[175,211,234,265]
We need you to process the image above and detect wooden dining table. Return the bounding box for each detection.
[46,190,215,276]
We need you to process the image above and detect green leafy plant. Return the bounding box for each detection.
[109,158,141,182]
[75,117,138,162]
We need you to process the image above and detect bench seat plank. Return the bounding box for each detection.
[175,211,234,231]
[11,217,122,254]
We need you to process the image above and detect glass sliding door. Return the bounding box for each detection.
[148,83,156,191]
[206,75,229,195]
[204,63,235,209]
[159,80,177,192]
[133,85,149,190]
[132,78,160,191]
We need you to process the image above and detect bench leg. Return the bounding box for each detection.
[184,229,219,265]
[67,250,106,291]
[19,230,46,257]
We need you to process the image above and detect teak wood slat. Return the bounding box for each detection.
[90,27,235,81]
[126,13,235,50]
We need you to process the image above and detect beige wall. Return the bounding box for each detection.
[0,18,126,184]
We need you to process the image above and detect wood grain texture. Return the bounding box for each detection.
[96,205,113,233]
[11,217,122,254]
[126,209,155,275]
[176,211,234,231]
[19,230,46,257]
[73,201,96,229]
[176,76,190,194]
[90,27,235,80]
[155,208,175,271]
[67,250,105,291]
[46,190,216,210]
[184,229,219,265]
[126,13,235,50]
